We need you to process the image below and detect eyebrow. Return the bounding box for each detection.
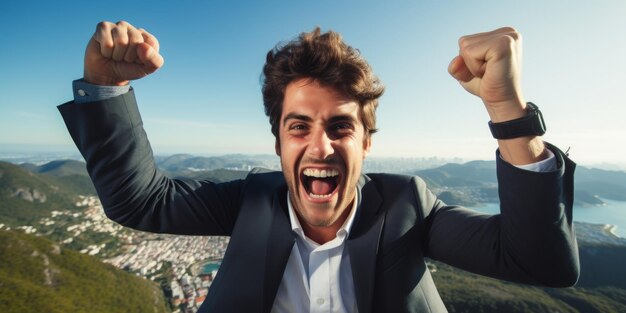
[282,113,312,127]
[282,113,358,127]
[328,115,358,124]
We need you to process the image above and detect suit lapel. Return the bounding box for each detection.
[262,187,296,313]
[347,175,385,313]
[256,174,386,313]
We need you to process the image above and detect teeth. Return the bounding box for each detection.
[309,192,333,199]
[303,168,339,178]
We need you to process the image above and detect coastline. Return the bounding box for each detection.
[472,200,626,238]
[603,224,621,238]
[191,258,222,276]
[190,261,204,277]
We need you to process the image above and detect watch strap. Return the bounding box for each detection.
[488,102,546,139]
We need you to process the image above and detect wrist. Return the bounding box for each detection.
[83,71,129,86]
[485,99,527,123]
[498,137,547,165]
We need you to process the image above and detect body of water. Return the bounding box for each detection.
[471,199,626,238]
[201,261,221,275]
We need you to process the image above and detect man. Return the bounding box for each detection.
[59,21,579,313]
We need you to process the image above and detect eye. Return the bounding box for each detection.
[332,122,353,132]
[288,123,308,133]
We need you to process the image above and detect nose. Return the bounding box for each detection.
[308,128,335,160]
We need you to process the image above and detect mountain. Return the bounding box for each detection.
[0,229,169,313]
[177,168,249,182]
[156,153,279,173]
[33,159,89,177]
[412,161,626,207]
[415,160,497,187]
[0,162,85,226]
[18,160,96,196]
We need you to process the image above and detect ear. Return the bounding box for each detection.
[275,139,281,156]
[362,135,372,159]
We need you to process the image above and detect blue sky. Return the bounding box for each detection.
[1,1,625,166]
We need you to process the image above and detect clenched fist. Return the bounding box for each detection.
[84,21,164,86]
[448,27,526,123]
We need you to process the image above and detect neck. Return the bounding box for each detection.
[300,201,353,244]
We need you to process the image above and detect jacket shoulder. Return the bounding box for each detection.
[364,172,431,196]
[243,168,286,192]
[364,173,439,220]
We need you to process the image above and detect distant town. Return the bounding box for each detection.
[1,195,228,312]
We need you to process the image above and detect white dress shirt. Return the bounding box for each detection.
[271,190,360,313]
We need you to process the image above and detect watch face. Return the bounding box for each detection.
[535,109,547,134]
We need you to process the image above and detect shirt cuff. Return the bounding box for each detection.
[510,148,557,172]
[72,79,131,104]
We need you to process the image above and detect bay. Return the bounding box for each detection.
[471,199,626,238]
[201,261,221,275]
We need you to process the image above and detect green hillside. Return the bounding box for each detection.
[35,159,90,177]
[0,229,169,313]
[21,160,97,196]
[0,162,83,226]
[432,260,626,313]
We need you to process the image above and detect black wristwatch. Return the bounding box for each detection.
[488,102,546,139]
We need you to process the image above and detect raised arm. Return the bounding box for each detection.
[448,27,547,165]
[424,27,580,286]
[59,21,243,236]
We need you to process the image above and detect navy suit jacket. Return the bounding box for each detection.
[59,90,579,313]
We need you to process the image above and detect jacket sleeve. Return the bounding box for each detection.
[422,144,580,287]
[58,90,244,236]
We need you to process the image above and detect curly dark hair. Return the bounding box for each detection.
[262,27,385,140]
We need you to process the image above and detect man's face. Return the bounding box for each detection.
[276,78,371,234]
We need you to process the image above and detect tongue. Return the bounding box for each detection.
[310,178,333,195]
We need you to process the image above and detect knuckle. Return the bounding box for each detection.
[101,40,114,49]
[500,26,518,33]
[458,36,470,49]
[116,20,130,27]
[508,32,520,41]
[500,26,521,40]
[512,31,522,41]
[96,21,111,30]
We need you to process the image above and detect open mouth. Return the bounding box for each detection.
[301,168,340,199]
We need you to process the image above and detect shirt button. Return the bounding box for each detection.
[78,89,86,96]
[316,298,325,305]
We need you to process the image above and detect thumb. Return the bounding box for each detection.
[137,42,164,73]
[448,55,474,83]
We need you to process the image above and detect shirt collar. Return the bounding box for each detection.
[287,189,360,242]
